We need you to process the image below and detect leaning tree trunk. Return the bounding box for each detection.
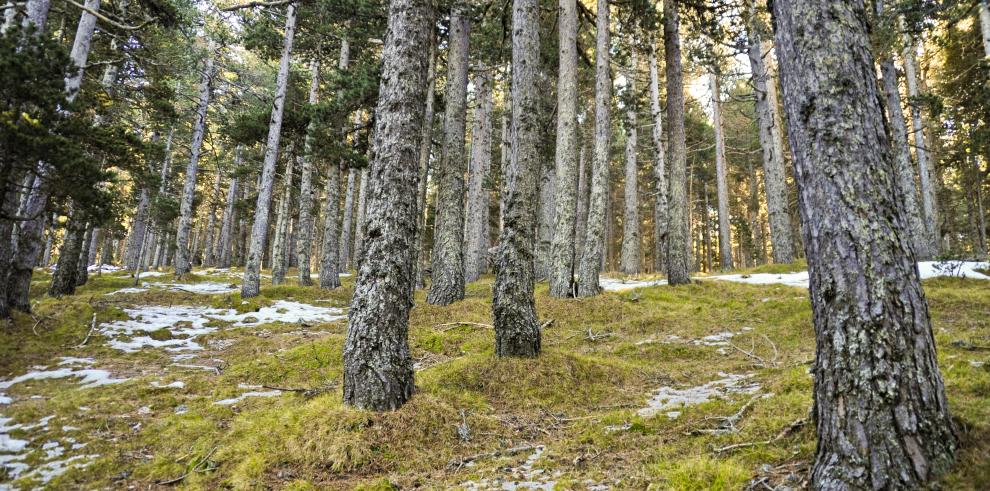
[296,62,320,285]
[175,44,215,276]
[342,0,430,410]
[318,39,351,290]
[711,74,733,271]
[575,0,611,296]
[493,0,541,357]
[463,66,493,283]
[648,39,668,274]
[271,154,295,285]
[620,52,641,275]
[352,167,369,268]
[771,2,957,488]
[242,2,297,298]
[745,19,795,264]
[427,4,470,305]
[664,0,690,284]
[547,0,579,296]
[902,30,939,257]
[414,34,437,289]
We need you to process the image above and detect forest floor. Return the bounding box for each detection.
[0,262,988,490]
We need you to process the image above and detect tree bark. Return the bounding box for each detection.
[980,0,990,59]
[493,0,541,357]
[271,153,295,284]
[174,44,215,275]
[413,33,437,289]
[575,132,590,269]
[711,74,733,271]
[242,2,296,298]
[427,3,470,305]
[201,171,222,267]
[772,2,957,488]
[76,226,92,286]
[294,64,319,284]
[463,66,493,283]
[352,167,369,268]
[575,0,611,296]
[49,213,84,297]
[342,0,430,410]
[663,0,690,284]
[217,147,241,268]
[318,40,351,290]
[339,166,357,270]
[620,52,641,275]
[902,32,939,257]
[648,40,668,274]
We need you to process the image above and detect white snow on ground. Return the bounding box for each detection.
[638,373,761,418]
[0,414,95,489]
[461,445,558,491]
[0,394,11,405]
[134,271,167,277]
[0,368,128,390]
[150,381,185,389]
[99,301,346,356]
[87,264,122,273]
[599,278,668,292]
[214,390,282,406]
[710,271,810,288]
[107,281,239,295]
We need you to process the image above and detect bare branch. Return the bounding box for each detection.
[220,0,295,12]
[66,0,154,30]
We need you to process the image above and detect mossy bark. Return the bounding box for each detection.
[663,0,690,285]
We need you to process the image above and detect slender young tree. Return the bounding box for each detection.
[710,74,732,270]
[319,39,350,291]
[427,2,470,305]
[620,51,641,275]
[463,66,494,283]
[175,44,215,276]
[202,171,223,267]
[548,0,579,296]
[414,33,437,289]
[242,2,297,298]
[902,32,940,256]
[297,61,320,285]
[339,165,357,269]
[576,0,611,296]
[271,155,295,284]
[664,0,690,284]
[342,0,431,410]
[648,39,668,274]
[772,2,957,487]
[493,0,541,357]
[217,148,242,268]
[352,167,369,267]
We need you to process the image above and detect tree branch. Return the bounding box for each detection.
[66,0,154,30]
[220,0,296,12]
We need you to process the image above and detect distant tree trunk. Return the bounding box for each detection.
[772,2,957,488]
[664,0,690,284]
[902,32,939,256]
[493,0,541,357]
[535,149,555,280]
[498,99,511,234]
[319,39,350,290]
[49,213,85,297]
[87,227,100,265]
[620,53,641,275]
[338,166,357,271]
[353,167,369,268]
[427,4,470,305]
[217,148,241,268]
[175,44,215,276]
[295,64,319,284]
[125,188,151,270]
[648,40,668,274]
[746,159,766,265]
[22,0,49,30]
[202,172,222,267]
[414,34,437,289]
[242,2,297,298]
[710,75,733,271]
[575,0,611,296]
[76,226,92,286]
[464,66,493,283]
[272,154,295,285]
[342,0,430,410]
[980,0,990,59]
[574,134,590,268]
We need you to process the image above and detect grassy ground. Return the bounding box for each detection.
[0,265,987,490]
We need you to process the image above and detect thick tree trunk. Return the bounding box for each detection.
[663,0,690,284]
[413,34,437,289]
[174,45,214,276]
[342,0,430,410]
[902,33,939,257]
[620,54,641,275]
[352,167,369,268]
[547,7,579,294]
[49,214,85,297]
[463,66,493,283]
[772,2,957,488]
[575,0,611,296]
[498,100,511,234]
[710,75,733,271]
[242,2,296,298]
[648,40,668,274]
[493,0,541,357]
[296,63,319,285]
[272,154,295,285]
[427,4,470,305]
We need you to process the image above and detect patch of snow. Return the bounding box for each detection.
[708,261,990,289]
[214,390,282,406]
[88,264,121,273]
[692,332,737,347]
[107,281,240,296]
[0,433,28,453]
[638,373,761,418]
[56,357,95,366]
[0,368,128,390]
[599,278,668,292]
[709,271,810,289]
[150,380,185,389]
[0,394,10,405]
[22,454,97,487]
[461,445,561,491]
[970,360,985,368]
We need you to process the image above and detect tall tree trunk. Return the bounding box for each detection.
[981,0,990,59]
[498,100,511,234]
[535,154,555,280]
[464,66,493,283]
[296,62,320,285]
[413,34,437,289]
[902,32,939,256]
[772,2,957,488]
[339,166,357,271]
[575,0,611,296]
[493,0,541,357]
[87,227,100,265]
[620,53,641,275]
[574,133,590,269]
[272,153,295,285]
[648,39,668,274]
[175,44,215,276]
[711,74,733,271]
[319,39,350,290]
[217,147,242,268]
[353,167,369,268]
[547,0,579,296]
[201,171,222,267]
[242,2,297,298]
[125,188,151,270]
[663,0,690,284]
[76,226,92,285]
[342,0,430,410]
[49,213,85,297]
[427,4,470,305]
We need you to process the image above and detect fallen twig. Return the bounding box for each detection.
[585,328,614,342]
[157,446,218,485]
[712,417,807,454]
[729,334,779,368]
[692,394,763,436]
[540,319,554,329]
[448,444,539,470]
[436,321,493,331]
[261,383,336,398]
[76,313,97,348]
